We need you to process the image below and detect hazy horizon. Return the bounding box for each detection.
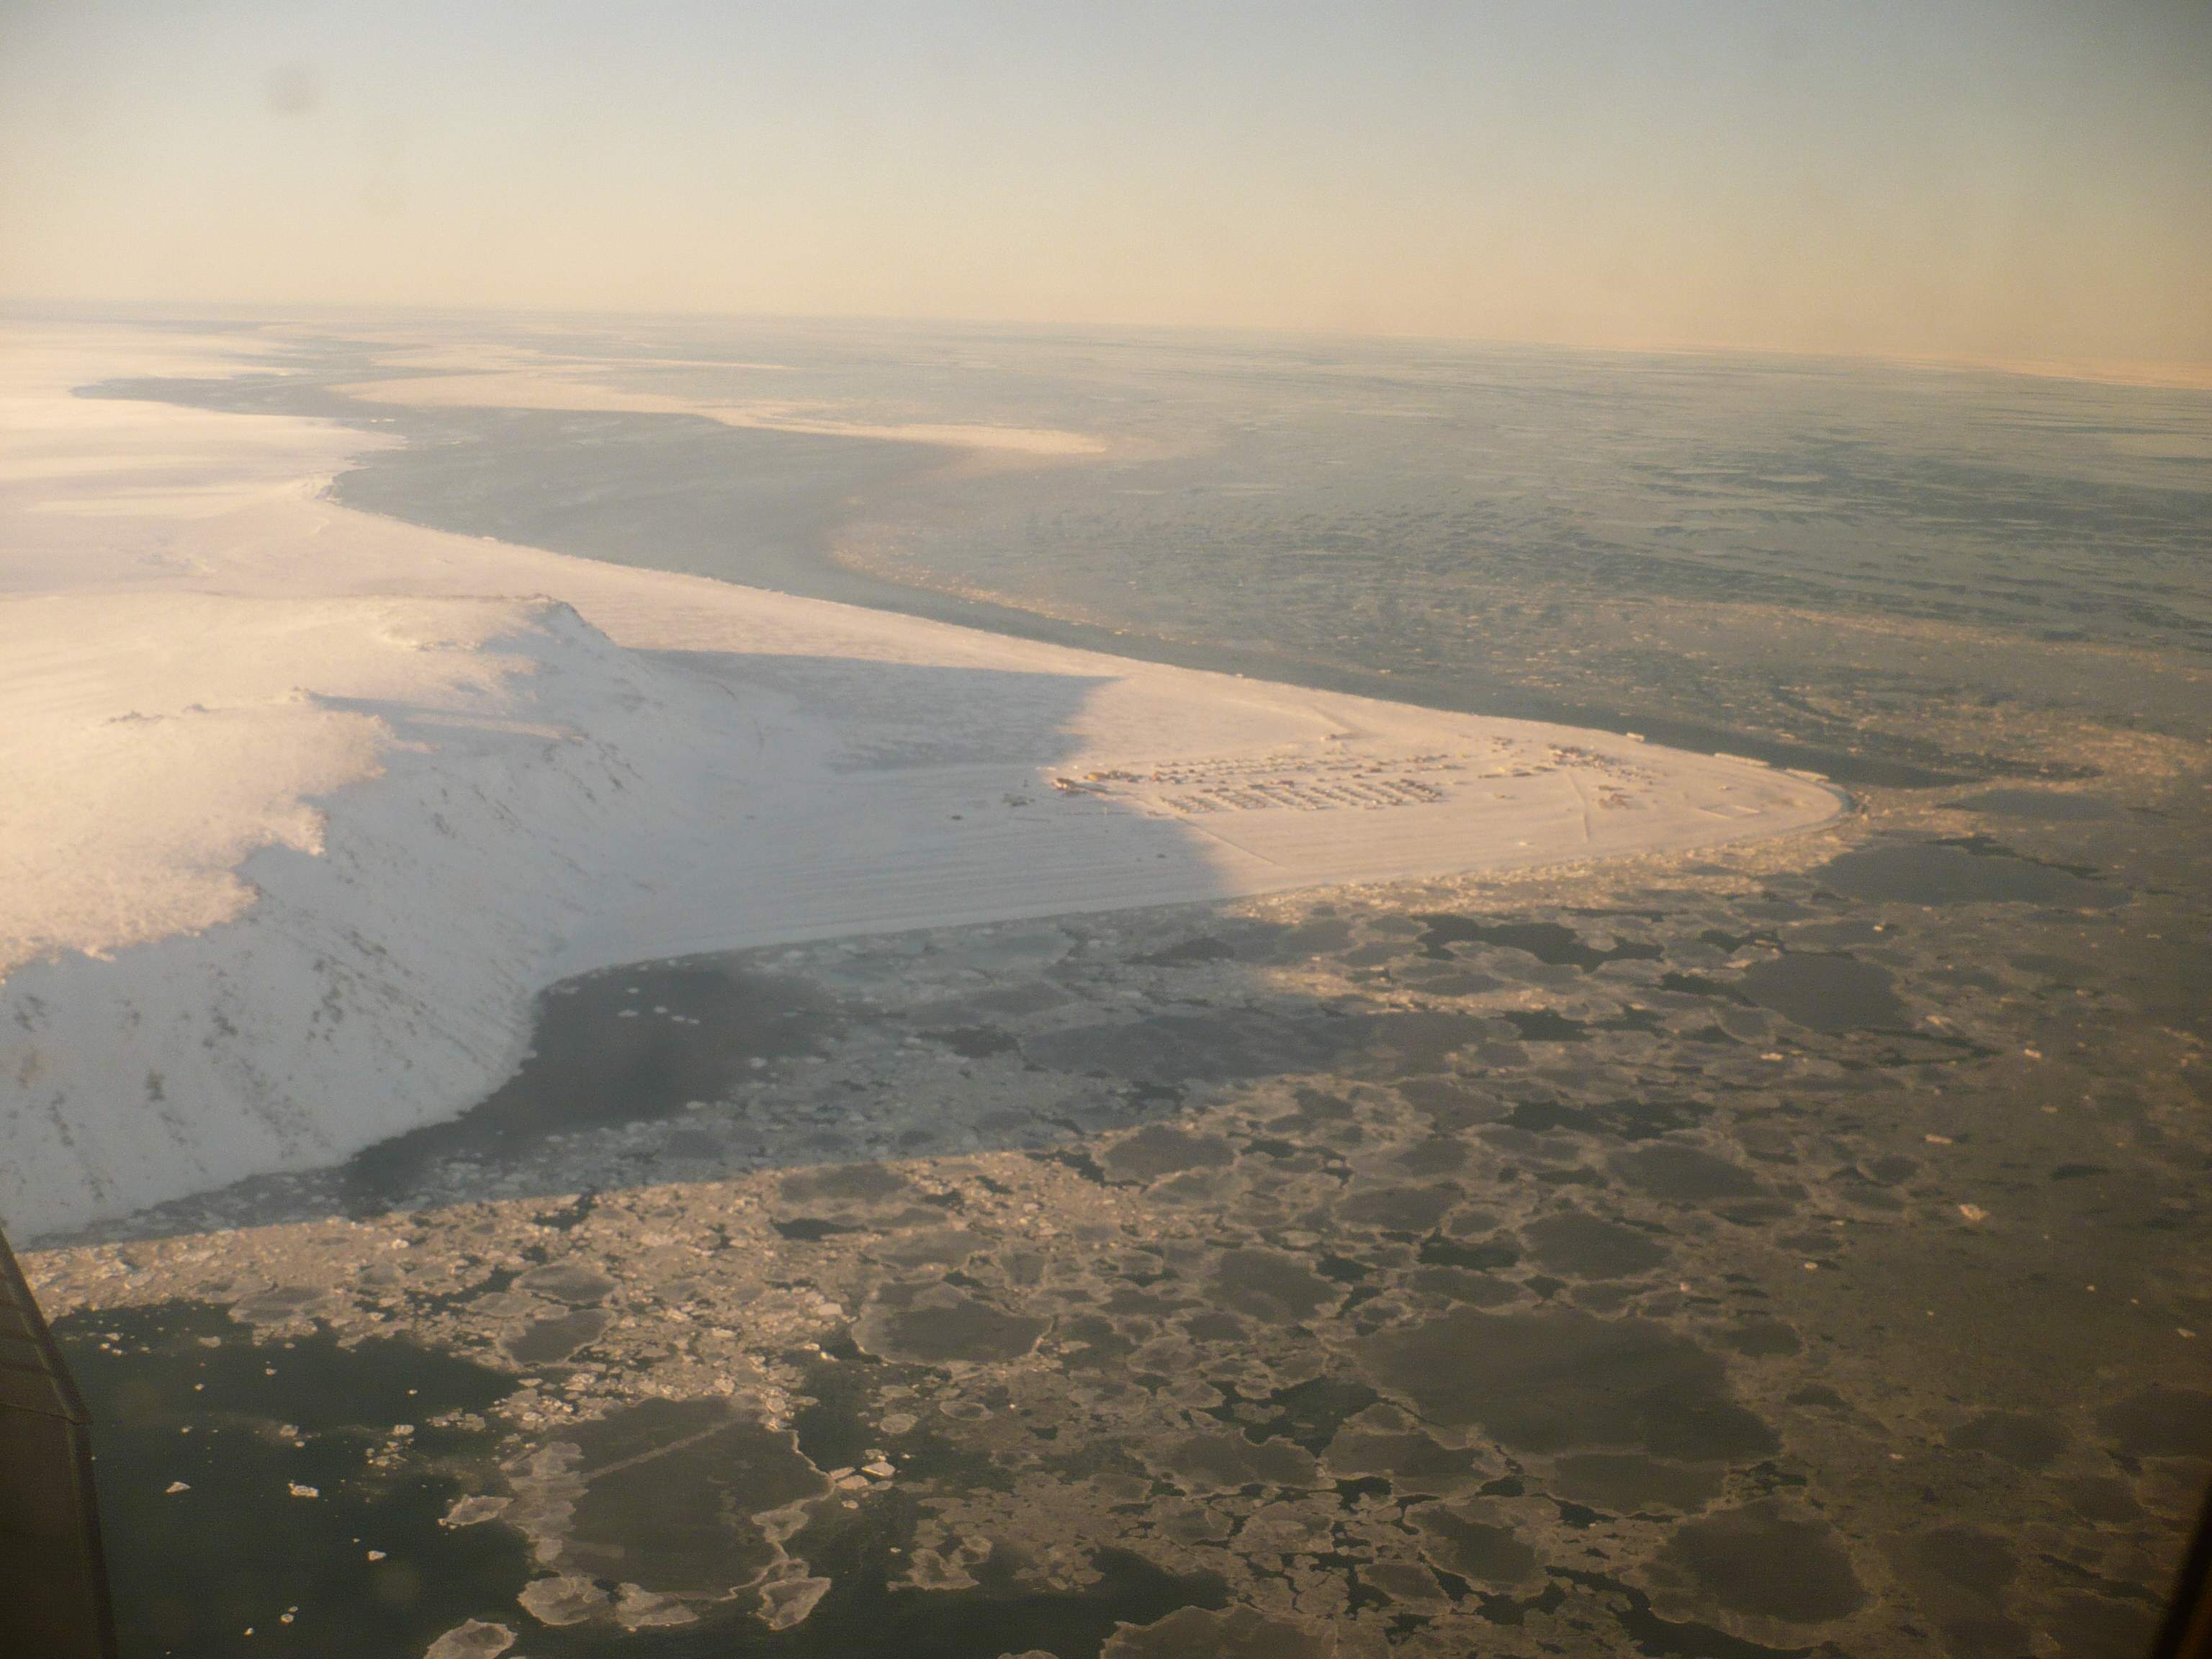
[4,1,2208,378]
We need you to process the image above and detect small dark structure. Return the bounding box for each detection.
[0,1225,118,1658]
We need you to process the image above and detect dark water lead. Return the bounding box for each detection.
[1734,952,1910,1032]
[55,1301,526,1659]
[503,1509,1227,1659]
[1650,1499,1865,1624]
[58,1304,1236,1659]
[1356,1306,1778,1462]
[1413,916,1666,971]
[342,959,838,1210]
[1946,788,2119,823]
[1814,839,2125,908]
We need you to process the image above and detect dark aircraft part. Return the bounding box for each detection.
[0,1226,118,1659]
[2156,1481,2212,1659]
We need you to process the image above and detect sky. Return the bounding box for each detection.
[2,0,2208,372]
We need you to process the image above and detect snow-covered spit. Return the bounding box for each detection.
[1,321,1842,1238]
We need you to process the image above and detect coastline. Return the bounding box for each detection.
[78,343,1966,790]
[1,320,1842,1237]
